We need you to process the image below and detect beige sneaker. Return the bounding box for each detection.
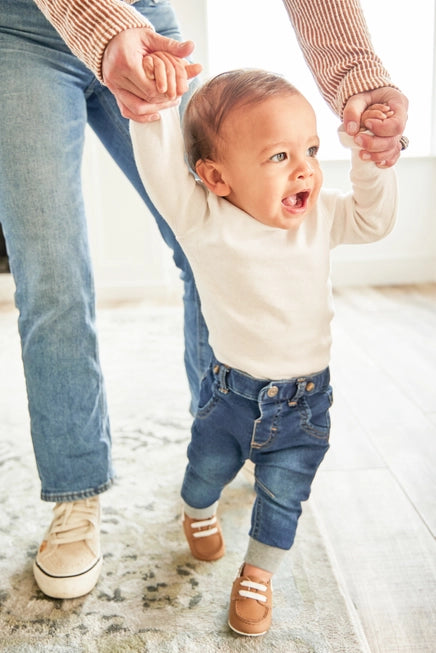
[33,496,102,599]
[182,513,225,561]
[228,566,272,636]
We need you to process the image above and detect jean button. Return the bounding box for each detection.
[306,382,315,392]
[267,386,278,398]
[213,364,220,374]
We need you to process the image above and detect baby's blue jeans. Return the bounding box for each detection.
[181,359,332,572]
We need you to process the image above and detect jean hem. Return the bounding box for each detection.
[40,477,114,503]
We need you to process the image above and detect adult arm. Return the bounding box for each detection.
[33,0,201,119]
[33,0,149,81]
[282,0,393,115]
[282,0,408,165]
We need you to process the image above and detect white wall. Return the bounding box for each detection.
[327,157,436,286]
[82,132,181,304]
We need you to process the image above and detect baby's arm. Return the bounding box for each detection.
[130,105,209,237]
[330,105,398,246]
[142,51,200,101]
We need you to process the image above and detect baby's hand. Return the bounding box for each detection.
[143,51,201,101]
[360,103,394,131]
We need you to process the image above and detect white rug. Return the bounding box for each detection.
[0,301,366,652]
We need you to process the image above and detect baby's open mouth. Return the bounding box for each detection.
[282,191,309,210]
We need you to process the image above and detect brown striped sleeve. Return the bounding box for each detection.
[33,0,153,82]
[281,0,396,116]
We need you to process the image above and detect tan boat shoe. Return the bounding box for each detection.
[228,566,272,636]
[182,513,225,561]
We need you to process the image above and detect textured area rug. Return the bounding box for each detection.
[0,301,366,652]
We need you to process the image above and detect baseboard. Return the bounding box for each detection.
[0,274,181,308]
[0,274,15,306]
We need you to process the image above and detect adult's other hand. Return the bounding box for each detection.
[102,28,202,122]
[343,87,408,167]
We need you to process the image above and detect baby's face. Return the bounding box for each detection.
[216,93,322,230]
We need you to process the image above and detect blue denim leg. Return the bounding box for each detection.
[0,0,209,499]
[0,2,113,500]
[181,365,253,509]
[249,371,332,550]
[86,3,211,414]
[181,360,331,552]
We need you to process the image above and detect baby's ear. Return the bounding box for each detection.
[195,159,230,197]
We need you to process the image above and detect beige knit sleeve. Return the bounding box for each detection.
[281,0,395,116]
[33,0,152,82]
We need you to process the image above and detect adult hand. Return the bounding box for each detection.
[102,28,202,122]
[343,87,409,167]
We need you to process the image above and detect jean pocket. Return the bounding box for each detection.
[298,386,333,440]
[195,368,221,419]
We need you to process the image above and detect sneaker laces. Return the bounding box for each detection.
[190,516,218,539]
[47,498,99,546]
[238,579,268,602]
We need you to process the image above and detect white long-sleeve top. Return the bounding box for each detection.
[131,107,397,379]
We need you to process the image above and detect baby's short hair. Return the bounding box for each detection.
[183,69,299,171]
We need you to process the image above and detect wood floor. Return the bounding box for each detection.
[310,283,436,653]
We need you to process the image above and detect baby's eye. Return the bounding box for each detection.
[270,152,287,162]
[307,145,319,157]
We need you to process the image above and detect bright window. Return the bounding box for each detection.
[206,0,434,158]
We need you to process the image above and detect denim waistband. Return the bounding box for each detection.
[211,358,330,403]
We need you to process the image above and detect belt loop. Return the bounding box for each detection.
[217,363,229,394]
[288,378,308,405]
[296,378,308,397]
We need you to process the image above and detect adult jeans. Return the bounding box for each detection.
[0,0,210,501]
[182,360,332,554]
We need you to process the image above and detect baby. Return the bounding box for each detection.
[131,67,397,636]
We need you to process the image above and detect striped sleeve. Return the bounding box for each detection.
[33,0,152,82]
[281,0,395,116]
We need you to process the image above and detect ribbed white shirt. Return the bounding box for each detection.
[130,107,398,379]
